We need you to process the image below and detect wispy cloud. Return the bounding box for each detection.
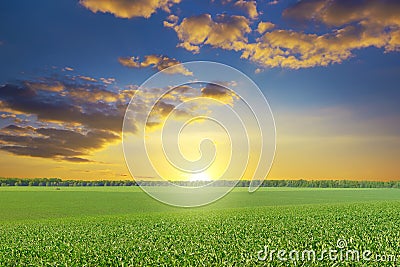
[118,54,193,76]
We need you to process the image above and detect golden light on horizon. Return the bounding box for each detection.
[189,172,211,182]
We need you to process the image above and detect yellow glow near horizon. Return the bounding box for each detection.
[189,172,211,182]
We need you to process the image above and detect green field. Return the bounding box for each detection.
[1,187,399,266]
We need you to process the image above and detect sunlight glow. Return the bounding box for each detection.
[189,172,211,182]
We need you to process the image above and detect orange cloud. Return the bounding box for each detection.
[241,24,393,69]
[118,54,193,76]
[118,56,140,68]
[257,21,275,34]
[135,82,239,132]
[0,124,119,162]
[100,77,115,85]
[163,14,179,28]
[63,67,74,71]
[78,75,97,82]
[25,81,64,92]
[80,0,181,19]
[0,72,140,163]
[67,89,120,103]
[246,0,400,68]
[167,14,251,53]
[166,1,400,69]
[234,0,258,19]
[200,83,238,106]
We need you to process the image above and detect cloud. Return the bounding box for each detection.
[163,82,238,106]
[257,21,275,34]
[0,72,240,162]
[0,74,234,162]
[234,0,258,19]
[150,100,176,117]
[0,125,118,162]
[268,0,279,5]
[2,124,31,132]
[167,1,400,69]
[78,75,97,82]
[138,82,239,130]
[0,113,16,119]
[283,0,400,28]
[64,157,93,163]
[118,54,193,75]
[66,86,121,103]
[167,14,251,53]
[63,67,74,71]
[25,81,64,92]
[118,56,140,68]
[241,24,395,68]
[246,0,400,68]
[80,0,181,19]
[217,0,258,19]
[100,77,115,85]
[163,14,179,28]
[0,82,129,133]
[200,83,238,106]
[0,73,137,162]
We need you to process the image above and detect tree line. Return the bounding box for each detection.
[0,178,399,188]
[0,178,137,187]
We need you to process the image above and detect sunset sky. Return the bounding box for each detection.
[0,0,400,181]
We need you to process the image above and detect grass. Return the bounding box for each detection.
[1,187,400,266]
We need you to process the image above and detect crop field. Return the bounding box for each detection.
[0,187,400,266]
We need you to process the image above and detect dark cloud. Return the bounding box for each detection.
[201,84,229,98]
[0,79,131,133]
[3,124,31,132]
[64,157,93,163]
[0,125,118,162]
[200,83,238,105]
[0,74,134,162]
[152,101,176,117]
[145,100,190,130]
[283,0,400,27]
[0,76,239,162]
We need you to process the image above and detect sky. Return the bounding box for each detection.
[0,0,399,181]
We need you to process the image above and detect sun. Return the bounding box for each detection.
[189,172,211,182]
